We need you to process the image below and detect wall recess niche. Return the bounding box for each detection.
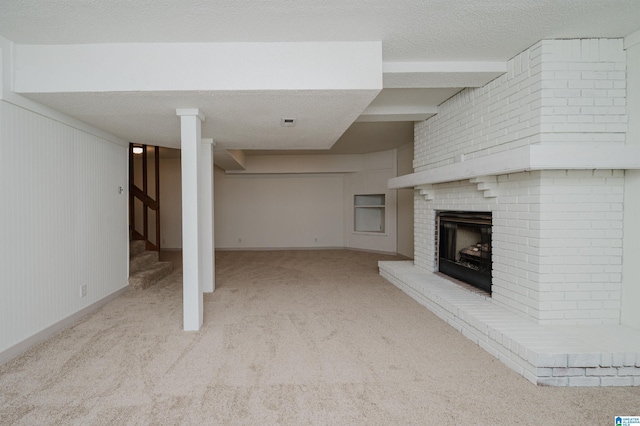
[354,194,385,233]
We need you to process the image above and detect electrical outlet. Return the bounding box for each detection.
[238,238,242,243]
[314,238,318,243]
[80,285,87,298]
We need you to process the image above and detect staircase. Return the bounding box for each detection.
[129,240,173,289]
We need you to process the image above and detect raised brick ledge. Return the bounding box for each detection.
[388,144,640,189]
[378,260,640,386]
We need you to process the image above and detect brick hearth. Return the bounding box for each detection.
[380,261,640,386]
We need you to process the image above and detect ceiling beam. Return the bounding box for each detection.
[214,148,246,171]
[383,61,506,88]
[356,105,438,122]
[14,42,383,92]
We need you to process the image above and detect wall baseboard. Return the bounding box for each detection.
[347,247,410,258]
[0,286,129,366]
[215,246,408,258]
[216,246,346,252]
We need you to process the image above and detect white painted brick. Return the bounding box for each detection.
[618,367,640,376]
[585,367,617,376]
[536,367,553,377]
[612,353,626,367]
[522,369,538,384]
[568,353,601,367]
[538,377,569,386]
[568,376,601,386]
[412,39,626,325]
[600,376,635,386]
[624,353,637,367]
[600,353,612,367]
[552,367,585,377]
[531,352,567,368]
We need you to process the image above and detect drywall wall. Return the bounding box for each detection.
[15,42,382,92]
[159,158,183,249]
[215,167,345,249]
[0,99,129,359]
[227,153,364,174]
[344,150,398,254]
[396,142,414,258]
[160,149,403,253]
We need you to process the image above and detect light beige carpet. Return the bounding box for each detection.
[1,249,638,425]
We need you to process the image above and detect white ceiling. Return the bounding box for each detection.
[2,0,640,155]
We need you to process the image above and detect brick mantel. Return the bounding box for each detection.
[388,144,640,189]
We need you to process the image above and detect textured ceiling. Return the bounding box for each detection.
[247,122,415,156]
[2,0,640,61]
[24,90,380,150]
[2,0,640,155]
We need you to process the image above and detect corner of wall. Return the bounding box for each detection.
[0,35,13,100]
[0,36,127,147]
[621,31,640,329]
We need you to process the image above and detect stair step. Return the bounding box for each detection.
[129,261,173,290]
[130,240,146,257]
[129,250,159,275]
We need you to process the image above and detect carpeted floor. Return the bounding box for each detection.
[1,249,638,425]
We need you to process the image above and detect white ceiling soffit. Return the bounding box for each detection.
[357,87,459,122]
[245,121,414,156]
[357,112,437,122]
[23,90,380,150]
[214,148,246,171]
[382,62,507,88]
[14,42,382,150]
[14,42,382,92]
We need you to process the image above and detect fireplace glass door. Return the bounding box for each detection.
[437,212,492,294]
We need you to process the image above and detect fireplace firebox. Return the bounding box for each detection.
[437,211,492,294]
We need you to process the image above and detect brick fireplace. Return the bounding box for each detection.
[437,211,492,294]
[380,38,640,386]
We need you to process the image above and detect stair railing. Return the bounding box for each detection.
[129,143,161,251]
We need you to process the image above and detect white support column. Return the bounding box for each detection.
[200,138,215,293]
[177,108,205,331]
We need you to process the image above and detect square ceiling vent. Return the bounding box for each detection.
[281,118,297,127]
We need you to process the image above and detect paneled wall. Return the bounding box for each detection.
[0,100,129,358]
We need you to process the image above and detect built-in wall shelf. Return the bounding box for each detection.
[388,144,640,189]
[354,194,386,233]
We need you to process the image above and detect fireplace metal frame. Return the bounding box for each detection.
[436,211,492,294]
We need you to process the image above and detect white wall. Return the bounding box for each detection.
[215,168,345,249]
[160,150,402,254]
[0,100,129,359]
[14,42,382,92]
[397,142,414,258]
[622,31,640,329]
[344,150,398,253]
[159,158,183,249]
